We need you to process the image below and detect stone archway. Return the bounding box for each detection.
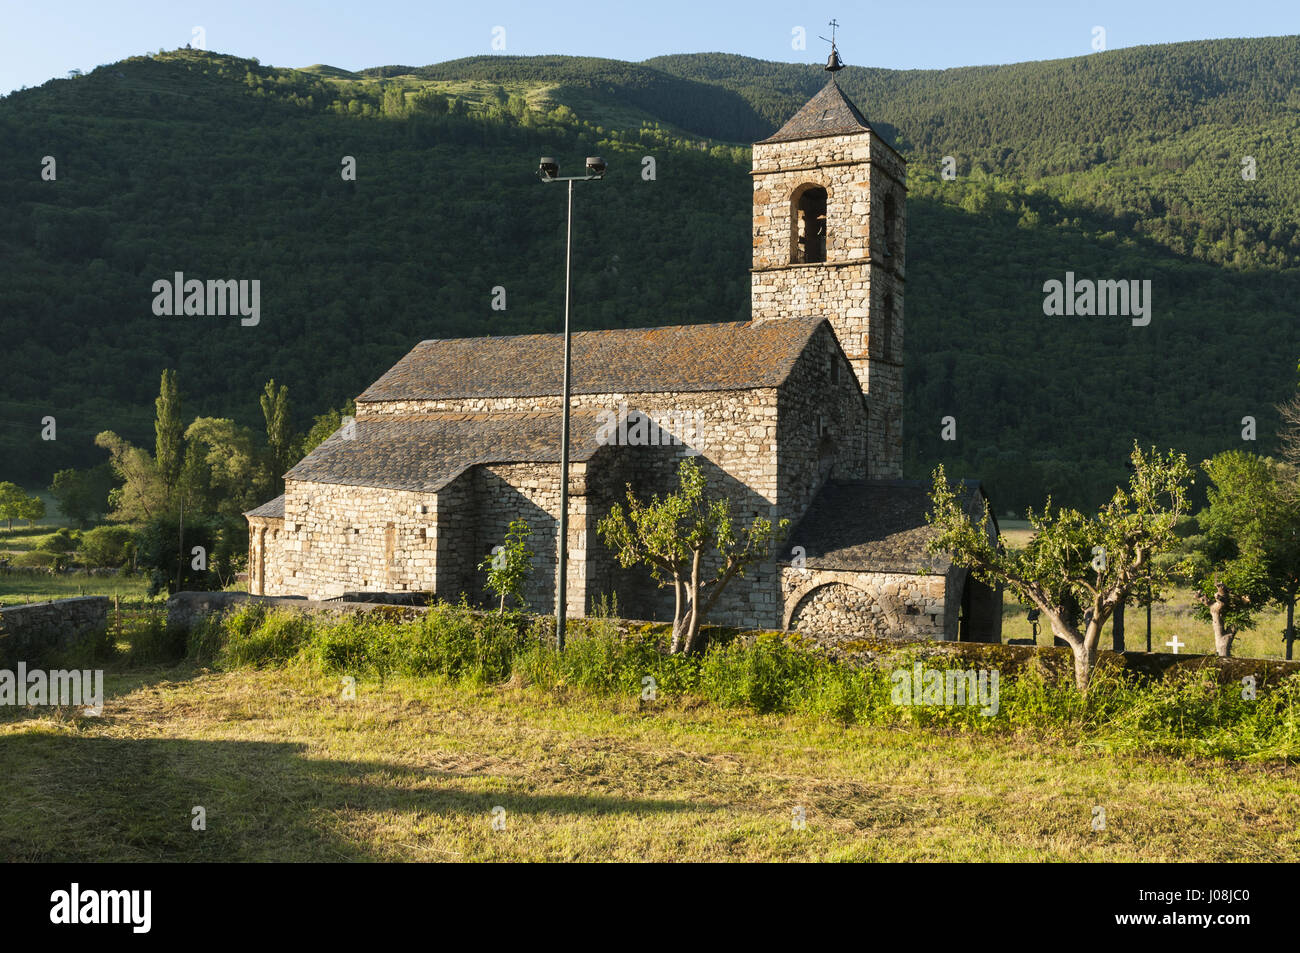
[787,581,897,640]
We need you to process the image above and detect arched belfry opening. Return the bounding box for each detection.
[792,185,827,264]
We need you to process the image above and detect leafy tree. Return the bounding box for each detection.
[1188,451,1300,658]
[926,445,1193,691]
[301,400,357,457]
[381,84,407,117]
[598,457,788,654]
[410,90,449,115]
[477,519,534,614]
[0,481,28,532]
[95,431,167,523]
[155,369,184,497]
[134,512,247,595]
[49,464,114,527]
[17,494,45,528]
[78,524,135,568]
[183,417,268,517]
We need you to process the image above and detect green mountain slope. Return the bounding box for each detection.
[2,42,1298,512]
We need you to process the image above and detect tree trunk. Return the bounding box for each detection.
[1111,600,1125,652]
[680,550,704,654]
[1044,611,1097,692]
[669,577,686,654]
[1077,619,1102,691]
[1287,594,1295,662]
[1208,600,1235,658]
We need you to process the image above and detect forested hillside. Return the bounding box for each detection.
[2,39,1298,511]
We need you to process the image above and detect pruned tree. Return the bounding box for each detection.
[597,457,788,655]
[1192,580,1255,658]
[926,444,1192,691]
[478,519,534,614]
[1189,450,1300,658]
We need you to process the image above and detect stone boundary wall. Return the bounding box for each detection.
[819,636,1300,687]
[165,591,1300,686]
[0,596,109,665]
[165,591,434,632]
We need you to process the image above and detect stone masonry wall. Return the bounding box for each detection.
[470,461,565,615]
[0,596,109,666]
[776,322,870,532]
[271,481,439,600]
[247,516,287,596]
[352,388,786,627]
[750,128,906,478]
[276,371,888,630]
[781,569,947,645]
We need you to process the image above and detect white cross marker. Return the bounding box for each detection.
[1165,635,1184,654]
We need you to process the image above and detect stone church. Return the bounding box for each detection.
[245,64,1003,644]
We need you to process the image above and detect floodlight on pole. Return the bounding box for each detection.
[537,155,605,651]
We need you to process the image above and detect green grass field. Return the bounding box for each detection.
[1,663,1296,862]
[0,519,160,607]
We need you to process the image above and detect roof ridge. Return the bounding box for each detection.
[410,315,822,349]
[357,315,831,404]
[756,75,876,144]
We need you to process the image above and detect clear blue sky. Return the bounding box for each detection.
[3,0,1297,95]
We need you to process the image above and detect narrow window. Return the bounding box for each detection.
[794,187,827,263]
[882,293,894,361]
[882,194,897,257]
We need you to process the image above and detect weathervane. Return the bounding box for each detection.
[819,19,845,73]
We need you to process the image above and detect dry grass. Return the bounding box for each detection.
[1,665,1296,862]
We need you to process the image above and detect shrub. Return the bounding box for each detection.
[122,610,186,665]
[699,634,819,714]
[36,528,79,553]
[45,624,117,669]
[221,609,314,668]
[11,550,59,569]
[78,525,134,568]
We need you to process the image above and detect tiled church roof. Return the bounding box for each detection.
[784,479,990,573]
[245,494,285,519]
[356,316,827,403]
[757,77,876,144]
[281,410,609,493]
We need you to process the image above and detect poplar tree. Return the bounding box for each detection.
[260,379,295,489]
[154,369,184,498]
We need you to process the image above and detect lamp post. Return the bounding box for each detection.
[537,155,605,651]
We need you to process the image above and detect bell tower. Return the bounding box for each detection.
[750,42,906,478]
